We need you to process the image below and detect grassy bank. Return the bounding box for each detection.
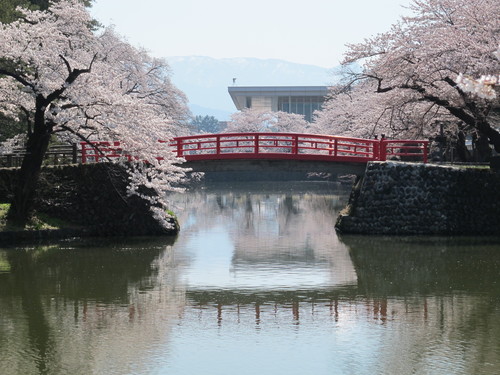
[0,203,66,232]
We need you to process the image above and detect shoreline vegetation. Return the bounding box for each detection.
[0,203,91,245]
[0,203,71,232]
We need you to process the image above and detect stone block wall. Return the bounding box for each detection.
[336,162,500,235]
[0,164,178,236]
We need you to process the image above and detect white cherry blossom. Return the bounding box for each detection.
[315,0,500,153]
[0,0,190,226]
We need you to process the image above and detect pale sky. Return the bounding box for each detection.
[89,0,413,69]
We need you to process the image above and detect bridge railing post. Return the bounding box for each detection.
[332,138,338,157]
[254,134,259,155]
[81,142,87,164]
[176,138,183,158]
[379,139,387,161]
[216,135,221,156]
[373,139,379,160]
[293,134,298,154]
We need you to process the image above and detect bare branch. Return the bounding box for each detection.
[59,54,72,75]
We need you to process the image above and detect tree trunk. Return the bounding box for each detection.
[474,133,492,162]
[456,131,471,162]
[7,109,51,226]
[476,120,500,154]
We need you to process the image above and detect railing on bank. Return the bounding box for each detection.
[0,143,79,168]
[80,141,131,164]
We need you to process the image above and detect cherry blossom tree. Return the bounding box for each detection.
[456,45,500,100]
[315,0,500,158]
[225,109,310,133]
[272,111,311,133]
[0,0,190,226]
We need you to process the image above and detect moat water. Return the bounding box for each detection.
[0,181,499,375]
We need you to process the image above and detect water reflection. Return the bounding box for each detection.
[171,182,356,292]
[0,238,183,375]
[341,235,500,375]
[0,181,499,375]
[343,235,500,296]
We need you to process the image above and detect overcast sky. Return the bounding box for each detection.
[89,0,413,69]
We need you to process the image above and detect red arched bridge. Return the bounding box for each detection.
[80,133,429,164]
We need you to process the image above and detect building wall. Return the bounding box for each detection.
[228,86,329,122]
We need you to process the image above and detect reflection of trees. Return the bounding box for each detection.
[340,234,500,375]
[171,182,356,287]
[0,238,184,375]
[12,249,53,375]
[174,182,349,260]
[342,235,500,297]
[180,230,500,374]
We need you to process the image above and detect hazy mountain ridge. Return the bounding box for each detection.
[166,56,337,120]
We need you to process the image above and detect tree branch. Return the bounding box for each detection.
[45,53,99,105]
[59,54,72,75]
[0,68,35,91]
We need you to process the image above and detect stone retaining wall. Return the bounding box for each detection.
[335,162,500,235]
[0,164,178,237]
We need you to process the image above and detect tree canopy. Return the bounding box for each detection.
[0,0,95,142]
[0,0,190,226]
[225,109,310,134]
[315,0,499,158]
[190,115,224,134]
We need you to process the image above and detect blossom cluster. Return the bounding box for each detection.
[315,0,500,141]
[0,0,191,228]
[456,46,500,100]
[456,73,499,99]
[225,109,310,133]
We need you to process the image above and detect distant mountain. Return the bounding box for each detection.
[166,56,338,121]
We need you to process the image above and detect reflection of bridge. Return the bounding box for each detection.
[185,288,416,325]
[80,133,429,176]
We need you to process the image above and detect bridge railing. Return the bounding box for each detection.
[380,140,429,162]
[78,133,429,164]
[170,133,378,162]
[80,141,132,164]
[0,143,80,167]
[169,133,429,163]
